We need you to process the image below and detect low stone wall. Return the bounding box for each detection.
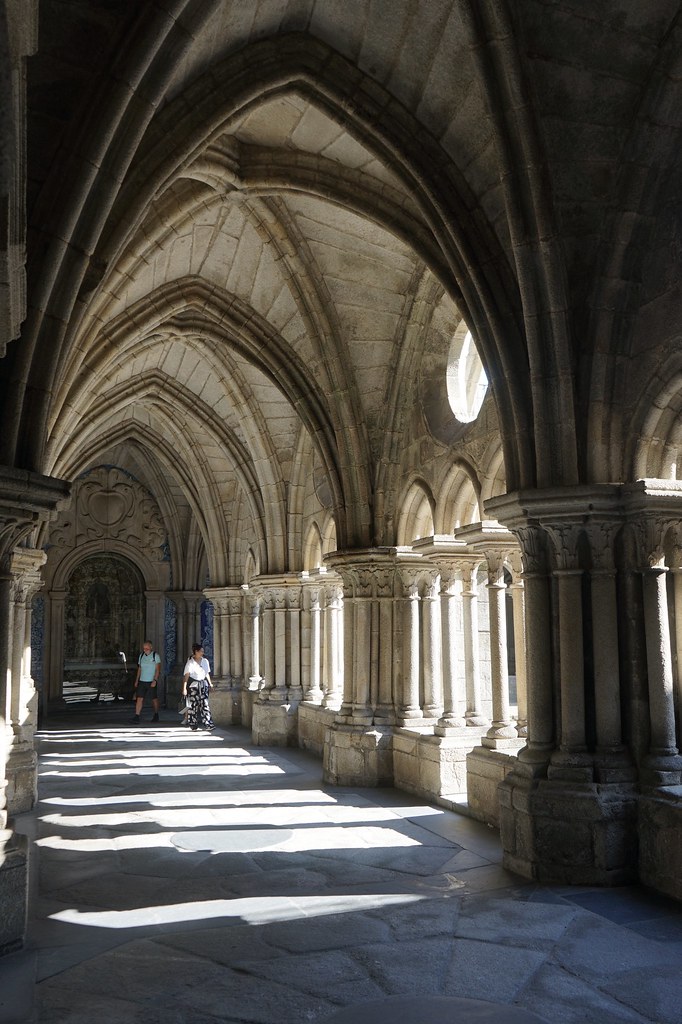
[210,685,243,727]
[466,745,522,828]
[639,789,682,901]
[394,727,487,805]
[298,703,336,757]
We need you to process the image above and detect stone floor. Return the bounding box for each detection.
[2,708,682,1023]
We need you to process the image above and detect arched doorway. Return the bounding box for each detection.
[62,554,145,703]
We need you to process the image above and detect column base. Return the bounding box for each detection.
[499,768,639,885]
[639,786,682,901]
[323,723,393,787]
[251,699,299,747]
[6,744,37,815]
[0,829,28,954]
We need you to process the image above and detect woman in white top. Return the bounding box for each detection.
[182,643,215,731]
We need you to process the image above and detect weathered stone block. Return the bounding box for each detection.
[0,832,28,955]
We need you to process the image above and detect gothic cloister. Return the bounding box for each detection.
[2,0,682,990]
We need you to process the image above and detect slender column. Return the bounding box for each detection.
[642,565,679,759]
[47,588,66,703]
[508,557,528,737]
[353,584,372,720]
[436,566,466,732]
[375,580,395,723]
[287,587,303,700]
[398,568,422,724]
[216,599,229,680]
[516,525,554,763]
[304,586,322,702]
[672,566,682,736]
[555,568,587,754]
[421,569,443,720]
[261,593,275,694]
[461,565,488,726]
[0,571,13,831]
[228,596,243,686]
[247,596,261,690]
[483,555,516,745]
[323,584,343,710]
[591,568,622,751]
[9,584,23,730]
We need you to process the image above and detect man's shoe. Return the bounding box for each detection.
[152,713,159,722]
[130,714,140,723]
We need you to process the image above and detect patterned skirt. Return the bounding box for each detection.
[186,679,214,730]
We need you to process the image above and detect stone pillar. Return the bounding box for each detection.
[251,577,302,746]
[461,565,488,727]
[672,562,682,740]
[421,568,443,722]
[302,582,323,702]
[508,555,528,738]
[6,549,45,814]
[323,551,399,787]
[204,592,228,680]
[487,489,640,887]
[247,593,261,690]
[397,564,423,726]
[45,587,66,705]
[227,593,243,689]
[436,564,466,732]
[457,530,521,828]
[641,564,680,782]
[322,580,343,710]
[0,469,71,954]
[482,554,517,748]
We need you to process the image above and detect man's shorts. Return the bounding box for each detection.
[136,680,157,698]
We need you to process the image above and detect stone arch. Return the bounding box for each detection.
[631,365,682,480]
[436,460,482,534]
[303,522,324,573]
[396,478,435,545]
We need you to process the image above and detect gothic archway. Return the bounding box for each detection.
[62,553,145,703]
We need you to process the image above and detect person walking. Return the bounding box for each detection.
[182,644,214,731]
[131,641,161,723]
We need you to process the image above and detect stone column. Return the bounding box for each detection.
[642,563,680,781]
[516,525,554,762]
[323,551,398,786]
[487,489,640,888]
[302,583,322,702]
[251,577,302,746]
[247,593,261,691]
[322,581,343,710]
[436,564,466,732]
[227,592,244,688]
[396,564,423,726]
[508,555,528,738]
[204,592,229,680]
[45,588,67,704]
[6,549,45,813]
[482,554,517,748]
[421,568,443,722]
[0,469,71,954]
[461,565,488,727]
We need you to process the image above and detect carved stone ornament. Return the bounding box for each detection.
[48,466,166,560]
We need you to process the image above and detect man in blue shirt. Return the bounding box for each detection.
[131,641,161,723]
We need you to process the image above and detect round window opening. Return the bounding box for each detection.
[446,322,488,423]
